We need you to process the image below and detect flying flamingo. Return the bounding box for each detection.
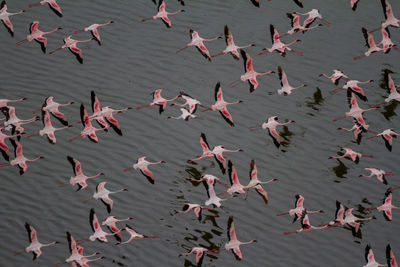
[354,28,383,60]
[276,194,324,223]
[201,82,243,127]
[1,106,39,131]
[124,156,165,184]
[29,0,63,17]
[343,208,374,233]
[188,174,229,188]
[57,232,99,266]
[211,25,255,60]
[63,156,104,191]
[377,26,397,54]
[167,108,203,121]
[171,92,205,113]
[136,89,179,114]
[74,21,114,45]
[179,247,218,266]
[329,147,373,164]
[333,79,373,102]
[73,246,104,267]
[245,159,277,204]
[141,0,184,28]
[13,222,57,260]
[0,97,26,108]
[8,139,43,175]
[351,0,360,11]
[40,96,74,126]
[187,133,214,162]
[258,24,302,56]
[284,12,322,36]
[88,208,124,242]
[359,168,393,184]
[0,1,26,37]
[370,0,400,33]
[85,182,127,213]
[298,9,331,28]
[327,201,346,227]
[382,73,400,104]
[319,69,349,85]
[364,245,387,267]
[68,104,108,143]
[250,116,295,148]
[203,179,230,207]
[284,214,328,235]
[229,49,274,92]
[386,244,398,267]
[116,224,159,245]
[276,66,307,95]
[26,110,71,144]
[366,128,400,151]
[365,189,400,221]
[102,216,133,243]
[337,121,367,145]
[174,203,212,222]
[225,216,256,261]
[176,29,221,61]
[0,127,21,161]
[332,93,378,129]
[49,35,94,64]
[226,160,247,195]
[16,21,62,53]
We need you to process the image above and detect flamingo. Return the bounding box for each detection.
[0,1,26,37]
[370,0,400,33]
[203,179,230,207]
[211,25,255,60]
[0,97,26,108]
[337,121,367,145]
[364,245,387,267]
[29,0,63,17]
[68,104,108,143]
[366,128,400,151]
[136,89,179,114]
[250,116,295,148]
[58,232,99,266]
[102,216,133,243]
[13,222,57,260]
[226,160,247,195]
[343,208,374,233]
[333,93,378,129]
[285,12,322,36]
[383,73,400,104]
[171,92,205,113]
[73,246,104,267]
[319,69,349,85]
[26,110,71,144]
[351,0,360,11]
[116,224,159,245]
[188,174,229,188]
[327,200,346,227]
[277,66,306,95]
[16,21,62,53]
[0,127,21,161]
[89,208,123,242]
[354,28,383,60]
[74,21,114,45]
[176,29,221,61]
[329,147,373,164]
[333,79,373,102]
[386,244,398,267]
[359,168,393,184]
[284,214,328,235]
[174,203,212,222]
[124,156,165,184]
[65,156,104,191]
[298,9,331,28]
[245,159,277,204]
[258,24,302,56]
[41,96,74,126]
[49,35,94,64]
[365,189,400,221]
[1,106,39,131]
[88,182,128,213]
[8,139,43,175]
[167,108,203,121]
[179,247,218,266]
[187,133,214,162]
[141,0,184,28]
[229,49,274,92]
[377,26,396,54]
[225,216,256,261]
[202,82,243,127]
[276,194,324,223]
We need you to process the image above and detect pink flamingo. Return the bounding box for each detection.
[377,26,397,54]
[167,108,203,121]
[203,179,230,208]
[229,49,274,92]
[245,159,277,204]
[13,222,57,260]
[88,208,123,242]
[187,133,214,162]
[383,73,400,104]
[327,201,346,227]
[87,182,127,213]
[41,96,74,126]
[250,116,295,148]
[63,156,104,191]
[176,29,221,61]
[16,21,62,53]
[365,189,400,221]
[29,0,63,17]
[366,128,399,151]
[174,203,212,221]
[277,66,307,95]
[0,1,26,37]
[188,173,229,188]
[364,245,387,267]
[319,69,349,85]
[56,232,99,266]
[276,194,323,223]
[0,127,21,161]
[226,160,247,195]
[0,97,26,108]
[337,121,367,145]
[359,168,393,184]
[116,224,159,245]
[354,27,383,60]
[171,91,205,113]
[298,9,331,28]
[179,247,218,266]
[225,216,256,260]
[73,246,104,267]
[49,35,94,64]
[202,82,243,127]
[141,0,184,28]
[124,156,165,184]
[284,214,328,235]
[136,89,179,114]
[370,0,400,33]
[102,216,133,243]
[1,106,39,130]
[387,244,398,267]
[258,24,302,56]
[284,12,322,36]
[74,21,114,45]
[329,147,373,164]
[343,208,374,233]
[333,79,373,102]
[211,25,255,60]
[6,139,43,175]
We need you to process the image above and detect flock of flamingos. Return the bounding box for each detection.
[1,0,400,266]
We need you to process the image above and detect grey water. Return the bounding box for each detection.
[1,0,400,266]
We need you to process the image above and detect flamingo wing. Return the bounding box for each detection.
[219,107,234,127]
[29,21,40,34]
[267,127,281,148]
[90,28,101,44]
[351,0,359,11]
[214,82,223,102]
[68,45,84,64]
[195,42,211,61]
[91,91,101,113]
[255,185,269,205]
[90,208,101,233]
[160,15,172,28]
[382,134,393,151]
[248,78,258,92]
[200,133,211,153]
[295,194,304,208]
[240,49,254,73]
[232,247,243,261]
[46,132,56,144]
[381,0,388,19]
[1,15,14,37]
[214,153,226,174]
[32,249,42,261]
[101,196,114,213]
[249,159,257,181]
[50,108,68,126]
[365,245,376,264]
[195,249,205,265]
[224,25,233,46]
[293,0,303,8]
[105,114,122,136]
[0,141,10,161]
[48,1,63,17]
[386,244,398,267]
[76,180,87,191]
[67,231,77,254]
[158,0,166,12]
[250,0,260,7]
[227,216,237,241]
[383,208,393,221]
[140,166,155,184]
[228,161,240,186]
[278,66,288,88]
[194,207,202,222]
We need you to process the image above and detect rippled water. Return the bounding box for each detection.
[1,0,400,266]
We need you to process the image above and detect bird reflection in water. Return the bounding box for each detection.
[306,87,324,111]
[332,160,349,180]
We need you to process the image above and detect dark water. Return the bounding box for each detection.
[1,0,400,266]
